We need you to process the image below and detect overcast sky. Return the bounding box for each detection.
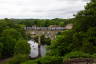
[0,0,90,19]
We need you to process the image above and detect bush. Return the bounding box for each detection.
[64,51,91,60]
[91,53,96,58]
[22,56,63,64]
[3,54,29,64]
[0,43,3,58]
[14,39,30,55]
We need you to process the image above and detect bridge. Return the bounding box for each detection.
[25,24,73,40]
[25,24,73,58]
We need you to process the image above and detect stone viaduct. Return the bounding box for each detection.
[25,24,73,40]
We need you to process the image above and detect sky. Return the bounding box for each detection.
[0,0,90,19]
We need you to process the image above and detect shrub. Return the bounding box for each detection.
[0,43,3,58]
[3,54,29,64]
[21,56,63,64]
[91,53,96,58]
[14,39,30,55]
[64,51,91,60]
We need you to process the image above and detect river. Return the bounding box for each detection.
[28,40,47,58]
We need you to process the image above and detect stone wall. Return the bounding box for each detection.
[27,30,63,40]
[64,58,96,64]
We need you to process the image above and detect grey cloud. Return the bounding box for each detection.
[57,0,90,1]
[0,0,90,19]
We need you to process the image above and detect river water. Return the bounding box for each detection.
[28,40,46,58]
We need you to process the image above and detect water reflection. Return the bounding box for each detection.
[41,45,46,57]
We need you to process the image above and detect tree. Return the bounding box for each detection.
[48,0,96,57]
[0,43,3,58]
[48,30,73,56]
[74,0,96,32]
[73,0,96,53]
[14,39,30,55]
[1,28,22,58]
[0,19,30,59]
[40,35,51,45]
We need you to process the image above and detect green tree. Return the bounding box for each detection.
[74,0,96,32]
[0,19,29,59]
[48,0,96,57]
[0,43,3,58]
[48,30,73,56]
[1,28,22,58]
[14,39,30,55]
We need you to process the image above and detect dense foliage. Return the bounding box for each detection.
[12,18,73,27]
[22,0,96,64]
[21,56,63,64]
[33,35,51,45]
[1,0,96,64]
[48,0,96,57]
[1,54,29,64]
[0,19,30,59]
